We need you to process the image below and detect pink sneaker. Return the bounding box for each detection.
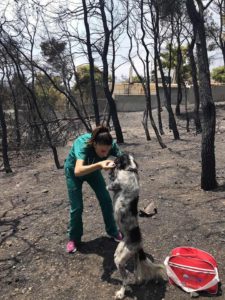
[110,231,123,242]
[66,240,77,253]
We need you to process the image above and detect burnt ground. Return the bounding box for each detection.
[1,104,225,300]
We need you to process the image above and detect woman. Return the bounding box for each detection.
[64,126,123,253]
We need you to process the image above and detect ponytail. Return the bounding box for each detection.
[87,126,113,146]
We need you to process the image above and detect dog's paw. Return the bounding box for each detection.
[115,288,125,299]
[159,266,168,282]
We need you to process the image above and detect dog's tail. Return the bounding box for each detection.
[136,249,167,283]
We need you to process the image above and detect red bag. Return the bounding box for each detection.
[164,247,220,294]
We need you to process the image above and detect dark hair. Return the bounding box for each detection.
[87,126,113,146]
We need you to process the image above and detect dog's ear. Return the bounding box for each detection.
[127,154,138,172]
[115,153,130,170]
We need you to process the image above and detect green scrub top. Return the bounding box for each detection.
[65,133,122,169]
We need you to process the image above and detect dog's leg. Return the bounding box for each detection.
[133,253,140,285]
[136,249,168,284]
[107,180,120,191]
[114,242,134,299]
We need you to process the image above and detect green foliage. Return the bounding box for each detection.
[75,64,103,88]
[161,44,179,69]
[72,64,104,102]
[131,76,143,83]
[121,75,144,83]
[211,66,225,83]
[160,44,192,82]
[34,73,64,107]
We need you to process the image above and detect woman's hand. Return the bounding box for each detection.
[100,160,115,170]
[75,159,115,176]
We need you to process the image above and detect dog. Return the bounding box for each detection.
[107,153,167,299]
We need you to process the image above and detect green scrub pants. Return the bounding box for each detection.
[65,166,118,243]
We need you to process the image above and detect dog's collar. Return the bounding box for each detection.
[127,167,138,174]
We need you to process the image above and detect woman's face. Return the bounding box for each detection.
[93,142,112,158]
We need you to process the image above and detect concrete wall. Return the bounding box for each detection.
[187,85,225,104]
[115,95,148,111]
[114,87,182,112]
[114,85,225,112]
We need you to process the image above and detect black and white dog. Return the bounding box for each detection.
[107,153,167,299]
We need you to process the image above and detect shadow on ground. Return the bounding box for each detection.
[78,237,167,299]
[78,237,119,283]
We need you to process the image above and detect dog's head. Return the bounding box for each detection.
[108,153,139,191]
[114,153,138,173]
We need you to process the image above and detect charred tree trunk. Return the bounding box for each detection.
[128,50,151,141]
[140,0,166,149]
[0,97,12,173]
[26,95,43,144]
[175,32,183,116]
[142,108,151,141]
[222,43,225,68]
[82,0,100,126]
[183,82,190,132]
[30,92,62,169]
[157,54,180,139]
[99,0,124,143]
[150,2,179,140]
[188,39,202,134]
[221,44,225,68]
[6,69,21,149]
[154,55,164,135]
[218,1,225,68]
[187,0,217,190]
[12,59,62,169]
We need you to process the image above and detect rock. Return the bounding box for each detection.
[6,241,12,247]
[190,291,199,298]
[139,201,157,217]
[42,189,49,193]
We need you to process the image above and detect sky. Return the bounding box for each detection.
[1,0,224,82]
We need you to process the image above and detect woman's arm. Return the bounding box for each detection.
[74,159,115,177]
